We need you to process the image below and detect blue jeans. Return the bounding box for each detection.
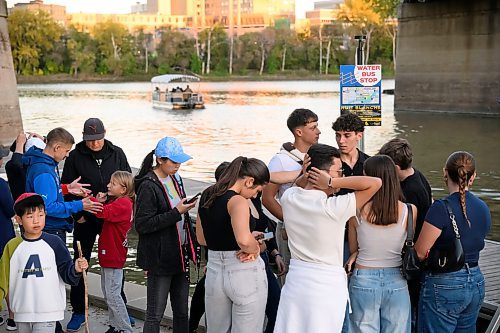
[417,265,485,333]
[349,268,411,333]
[101,268,133,333]
[144,273,189,333]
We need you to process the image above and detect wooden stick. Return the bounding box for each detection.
[76,241,90,333]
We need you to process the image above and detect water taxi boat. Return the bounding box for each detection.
[151,74,205,110]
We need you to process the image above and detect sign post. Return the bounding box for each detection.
[340,62,382,152]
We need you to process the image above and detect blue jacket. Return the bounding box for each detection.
[23,147,83,232]
[0,178,15,255]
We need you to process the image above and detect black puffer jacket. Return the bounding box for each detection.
[134,170,197,275]
[61,140,131,224]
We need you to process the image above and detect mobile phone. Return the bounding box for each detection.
[185,192,201,204]
[344,261,354,274]
[255,232,274,241]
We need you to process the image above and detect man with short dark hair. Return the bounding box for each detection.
[23,127,102,242]
[332,113,369,190]
[263,108,321,281]
[379,138,432,238]
[61,118,131,332]
[378,138,432,332]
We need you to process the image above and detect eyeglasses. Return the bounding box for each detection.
[321,168,344,176]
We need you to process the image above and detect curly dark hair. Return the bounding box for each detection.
[332,113,364,133]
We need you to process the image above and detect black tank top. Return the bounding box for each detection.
[199,190,255,251]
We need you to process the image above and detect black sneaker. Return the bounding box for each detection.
[6,319,17,331]
[105,326,117,333]
[0,317,5,326]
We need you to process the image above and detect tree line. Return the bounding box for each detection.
[7,0,398,77]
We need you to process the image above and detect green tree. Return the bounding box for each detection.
[8,9,63,75]
[257,27,276,75]
[155,28,197,74]
[66,27,97,77]
[199,25,228,75]
[234,32,260,74]
[337,0,381,64]
[373,0,399,69]
[93,21,137,75]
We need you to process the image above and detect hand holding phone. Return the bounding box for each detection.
[255,231,274,241]
[185,192,201,204]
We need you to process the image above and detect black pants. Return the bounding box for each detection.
[70,219,129,313]
[189,275,206,332]
[144,273,189,333]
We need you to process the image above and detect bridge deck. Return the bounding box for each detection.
[480,240,500,332]
[481,240,500,305]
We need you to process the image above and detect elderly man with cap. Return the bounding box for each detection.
[61,118,132,332]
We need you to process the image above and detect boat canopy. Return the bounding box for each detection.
[151,74,201,84]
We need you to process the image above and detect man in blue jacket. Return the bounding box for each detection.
[23,127,102,243]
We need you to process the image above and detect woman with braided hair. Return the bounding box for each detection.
[415,151,491,333]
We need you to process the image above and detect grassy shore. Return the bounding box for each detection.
[16,71,348,84]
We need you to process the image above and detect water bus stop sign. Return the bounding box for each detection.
[340,64,382,126]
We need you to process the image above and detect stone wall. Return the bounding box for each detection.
[0,0,23,149]
[395,0,500,115]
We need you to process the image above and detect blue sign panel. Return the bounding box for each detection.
[340,64,382,126]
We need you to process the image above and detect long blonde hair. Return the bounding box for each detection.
[111,171,135,201]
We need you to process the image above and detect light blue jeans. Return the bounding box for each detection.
[349,267,411,333]
[417,265,485,333]
[101,268,133,333]
[205,250,267,333]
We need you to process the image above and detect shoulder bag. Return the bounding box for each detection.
[426,199,465,273]
[401,203,421,280]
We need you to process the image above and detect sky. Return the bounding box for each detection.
[7,0,316,17]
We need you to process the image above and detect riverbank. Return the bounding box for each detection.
[15,71,390,84]
[16,72,344,84]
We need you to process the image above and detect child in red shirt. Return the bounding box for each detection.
[94,171,134,333]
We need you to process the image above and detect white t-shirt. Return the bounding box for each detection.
[160,176,186,244]
[281,187,356,267]
[268,152,303,199]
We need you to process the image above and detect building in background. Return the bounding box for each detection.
[11,0,66,25]
[9,0,302,35]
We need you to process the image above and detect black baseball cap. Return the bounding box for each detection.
[82,118,105,141]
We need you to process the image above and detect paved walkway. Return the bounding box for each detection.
[0,272,205,333]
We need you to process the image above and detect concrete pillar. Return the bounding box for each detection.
[395,0,500,115]
[0,0,23,151]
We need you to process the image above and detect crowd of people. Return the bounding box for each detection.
[0,110,492,333]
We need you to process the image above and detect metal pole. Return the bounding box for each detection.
[354,35,366,152]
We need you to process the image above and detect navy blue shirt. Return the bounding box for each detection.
[425,191,491,264]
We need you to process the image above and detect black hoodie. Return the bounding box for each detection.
[61,140,131,225]
[134,170,197,275]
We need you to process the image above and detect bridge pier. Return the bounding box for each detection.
[395,0,500,116]
[0,0,23,150]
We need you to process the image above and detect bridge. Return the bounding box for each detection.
[395,0,500,116]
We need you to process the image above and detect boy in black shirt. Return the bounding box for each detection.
[379,138,432,332]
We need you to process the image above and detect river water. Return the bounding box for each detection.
[17,80,499,283]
